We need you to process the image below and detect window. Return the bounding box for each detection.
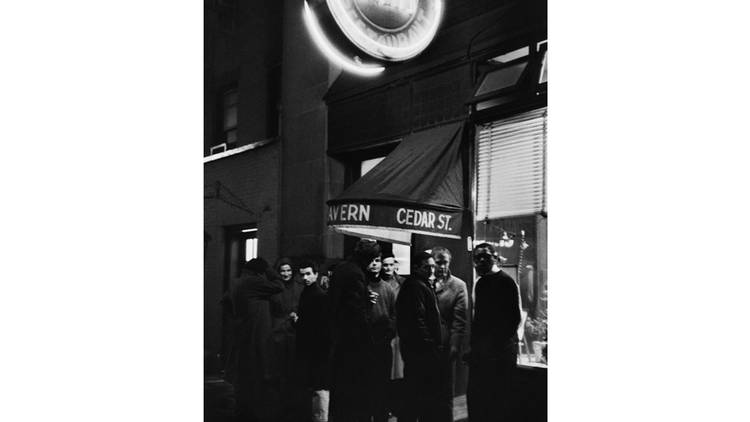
[392,243,411,276]
[360,157,385,176]
[224,225,258,280]
[474,62,528,97]
[476,108,547,219]
[474,108,548,367]
[222,87,238,145]
[242,227,258,261]
[469,40,547,112]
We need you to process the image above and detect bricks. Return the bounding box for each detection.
[204,143,280,360]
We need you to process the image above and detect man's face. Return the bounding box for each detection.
[279,264,293,281]
[367,256,382,274]
[415,257,436,279]
[473,247,496,276]
[299,267,318,286]
[434,254,451,279]
[382,257,396,276]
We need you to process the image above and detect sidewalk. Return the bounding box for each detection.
[204,377,235,422]
[204,376,467,422]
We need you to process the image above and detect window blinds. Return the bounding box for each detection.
[476,107,547,220]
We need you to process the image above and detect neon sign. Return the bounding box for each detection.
[303,0,444,75]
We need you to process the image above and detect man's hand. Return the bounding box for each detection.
[368,289,379,304]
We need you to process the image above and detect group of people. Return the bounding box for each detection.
[224,238,521,422]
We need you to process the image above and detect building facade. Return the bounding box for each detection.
[205,0,546,417]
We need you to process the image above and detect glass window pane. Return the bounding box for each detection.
[245,238,258,261]
[474,216,546,367]
[489,46,529,64]
[474,110,548,368]
[539,51,547,84]
[474,62,527,97]
[392,243,411,276]
[360,157,385,177]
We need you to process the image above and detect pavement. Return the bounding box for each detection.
[204,376,467,422]
[204,377,236,422]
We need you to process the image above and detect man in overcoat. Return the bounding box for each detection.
[295,261,332,422]
[466,242,522,422]
[432,246,469,422]
[226,258,284,422]
[327,239,381,422]
[396,251,443,422]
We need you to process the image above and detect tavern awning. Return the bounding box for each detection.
[327,122,467,245]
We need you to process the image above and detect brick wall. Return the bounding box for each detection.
[203,142,280,367]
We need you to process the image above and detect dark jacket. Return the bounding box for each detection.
[295,281,331,389]
[225,270,284,417]
[435,275,469,354]
[328,260,374,351]
[328,260,376,420]
[296,282,331,361]
[471,270,521,361]
[396,273,443,364]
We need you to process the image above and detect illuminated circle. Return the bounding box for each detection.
[354,0,418,32]
[303,0,384,77]
[326,0,443,62]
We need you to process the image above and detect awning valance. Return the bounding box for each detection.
[327,122,466,245]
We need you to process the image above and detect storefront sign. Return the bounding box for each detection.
[327,202,462,238]
[326,0,443,61]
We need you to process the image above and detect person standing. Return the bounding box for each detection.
[380,251,406,415]
[381,252,405,294]
[327,239,381,422]
[396,251,443,422]
[466,243,522,422]
[365,254,397,422]
[295,261,332,422]
[225,258,284,422]
[271,257,305,421]
[432,246,469,422]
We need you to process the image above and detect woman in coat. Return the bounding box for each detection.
[225,258,284,422]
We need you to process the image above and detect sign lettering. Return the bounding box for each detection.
[329,202,461,238]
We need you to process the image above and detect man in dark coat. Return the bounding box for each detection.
[396,251,443,422]
[294,260,332,422]
[226,258,285,422]
[466,242,522,422]
[327,239,381,422]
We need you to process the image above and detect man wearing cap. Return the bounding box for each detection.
[466,242,522,421]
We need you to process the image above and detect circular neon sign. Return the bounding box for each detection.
[326,0,444,62]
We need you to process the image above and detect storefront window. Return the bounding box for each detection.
[474,108,548,367]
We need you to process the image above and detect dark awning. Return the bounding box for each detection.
[327,122,466,245]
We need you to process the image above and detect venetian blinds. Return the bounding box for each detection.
[476,107,547,220]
